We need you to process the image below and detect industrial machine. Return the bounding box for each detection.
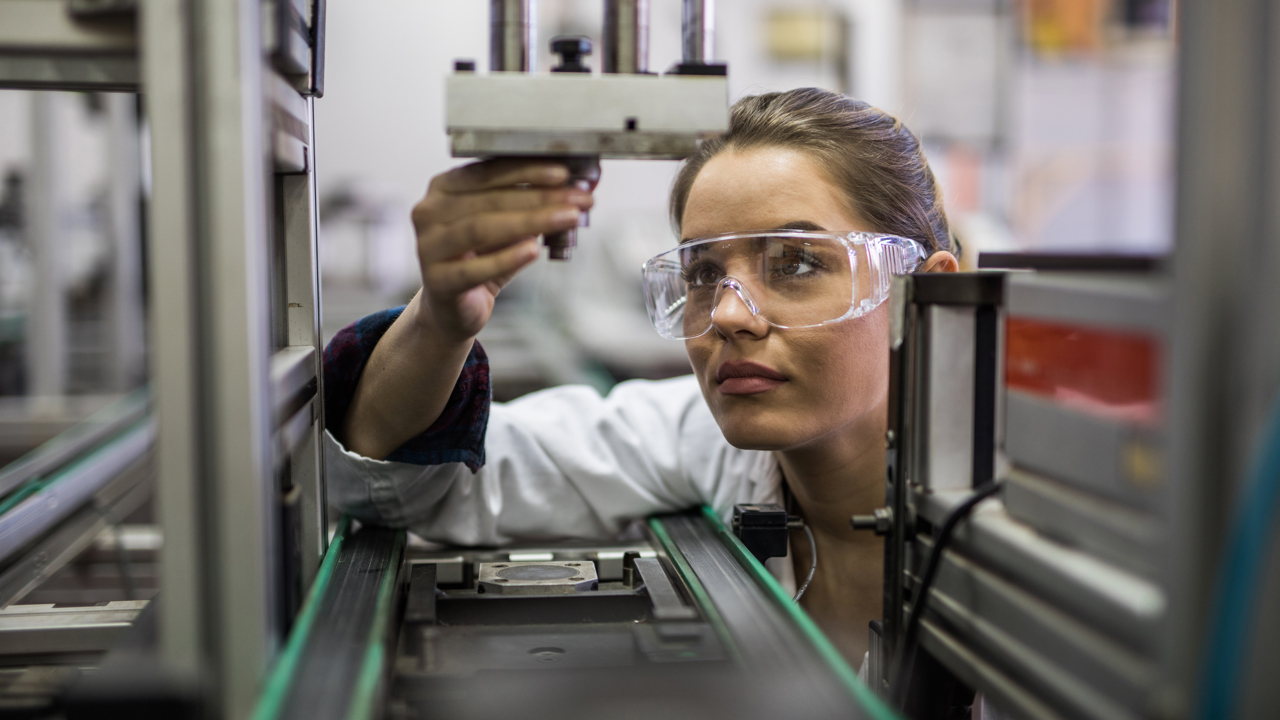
[1,0,1278,719]
[850,2,1280,716]
[445,0,728,259]
[244,510,892,720]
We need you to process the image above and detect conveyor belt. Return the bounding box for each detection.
[651,508,897,720]
[254,518,405,720]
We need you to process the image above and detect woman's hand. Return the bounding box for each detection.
[410,158,594,343]
[341,159,595,459]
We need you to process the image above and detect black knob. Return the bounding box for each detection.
[551,35,592,73]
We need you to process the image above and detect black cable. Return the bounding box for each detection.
[889,480,1004,709]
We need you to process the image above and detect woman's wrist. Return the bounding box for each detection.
[407,290,477,352]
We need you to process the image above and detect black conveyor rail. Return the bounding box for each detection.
[650,510,899,720]
[253,518,405,720]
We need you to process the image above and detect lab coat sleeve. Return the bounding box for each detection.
[325,375,735,545]
[323,305,490,470]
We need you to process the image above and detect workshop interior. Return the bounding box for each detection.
[0,0,1277,718]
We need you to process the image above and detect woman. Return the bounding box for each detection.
[324,88,959,665]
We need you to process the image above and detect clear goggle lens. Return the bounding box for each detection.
[641,230,924,340]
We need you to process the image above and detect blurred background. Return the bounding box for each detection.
[0,0,1177,411]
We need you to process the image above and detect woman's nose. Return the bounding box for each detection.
[710,280,770,338]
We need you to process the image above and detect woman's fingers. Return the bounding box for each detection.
[425,238,541,298]
[420,205,581,264]
[432,159,569,194]
[418,185,593,227]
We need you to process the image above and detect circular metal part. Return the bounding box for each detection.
[477,560,599,595]
[496,564,579,581]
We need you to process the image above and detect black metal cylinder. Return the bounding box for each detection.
[543,156,601,261]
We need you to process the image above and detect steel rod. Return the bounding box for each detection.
[604,0,649,74]
[681,0,713,64]
[490,0,534,72]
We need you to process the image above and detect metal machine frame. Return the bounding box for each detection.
[867,1,1280,717]
[0,0,330,715]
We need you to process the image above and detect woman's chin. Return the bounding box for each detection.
[715,417,800,452]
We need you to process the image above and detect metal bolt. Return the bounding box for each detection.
[850,506,894,536]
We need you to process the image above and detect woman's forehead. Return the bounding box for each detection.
[680,146,866,238]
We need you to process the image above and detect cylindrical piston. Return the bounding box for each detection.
[490,0,534,72]
[681,0,714,64]
[544,156,601,261]
[604,0,650,74]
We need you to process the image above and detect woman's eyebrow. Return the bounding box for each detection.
[680,220,830,242]
[777,220,828,231]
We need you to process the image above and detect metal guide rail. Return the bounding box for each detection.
[0,390,153,610]
[254,509,898,720]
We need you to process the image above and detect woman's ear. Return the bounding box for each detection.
[920,251,959,273]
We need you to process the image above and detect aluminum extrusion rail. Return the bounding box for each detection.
[650,509,898,720]
[254,518,406,720]
[0,389,149,502]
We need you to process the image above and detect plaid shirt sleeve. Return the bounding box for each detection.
[322,305,490,471]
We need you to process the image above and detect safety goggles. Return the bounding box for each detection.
[641,230,926,340]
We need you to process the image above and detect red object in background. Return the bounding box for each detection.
[1005,317,1162,424]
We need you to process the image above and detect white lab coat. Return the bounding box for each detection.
[324,374,798,590]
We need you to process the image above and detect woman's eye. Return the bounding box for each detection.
[770,250,822,278]
[682,262,722,286]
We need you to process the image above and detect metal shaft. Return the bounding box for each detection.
[604,0,649,74]
[490,0,534,72]
[681,0,714,64]
[543,156,600,261]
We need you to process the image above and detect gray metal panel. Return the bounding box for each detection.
[0,600,145,656]
[924,304,975,491]
[0,0,138,90]
[917,618,1069,720]
[917,493,1166,654]
[1004,390,1162,510]
[920,544,1158,716]
[279,97,327,585]
[1161,0,1280,707]
[0,54,138,90]
[1003,468,1162,578]
[199,0,279,712]
[141,0,206,680]
[0,0,136,49]
[1005,273,1167,333]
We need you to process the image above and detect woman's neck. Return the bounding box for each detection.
[775,400,886,533]
[773,399,888,666]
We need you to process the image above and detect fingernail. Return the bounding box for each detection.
[553,207,581,224]
[543,166,569,183]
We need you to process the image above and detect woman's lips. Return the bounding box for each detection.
[716,361,786,395]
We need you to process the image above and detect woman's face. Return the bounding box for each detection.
[680,146,890,452]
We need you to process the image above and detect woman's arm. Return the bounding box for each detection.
[327,375,761,545]
[340,159,593,459]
